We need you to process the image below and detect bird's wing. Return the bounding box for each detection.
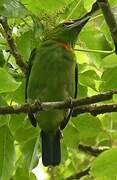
[74,63,78,99]
[25,48,37,127]
[60,63,78,130]
[25,48,37,100]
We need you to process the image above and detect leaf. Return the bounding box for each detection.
[17,31,35,61]
[79,70,100,91]
[31,15,44,44]
[15,120,39,143]
[9,114,26,134]
[62,0,86,19]
[0,115,10,127]
[91,148,117,178]
[101,53,117,68]
[80,24,112,67]
[73,113,102,139]
[0,0,29,18]
[0,125,15,180]
[12,167,37,180]
[0,67,21,93]
[21,137,39,171]
[63,124,79,149]
[100,67,117,91]
[84,0,96,11]
[78,83,87,97]
[22,0,73,14]
[11,80,25,103]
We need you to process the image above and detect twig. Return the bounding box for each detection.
[97,0,117,53]
[73,103,117,116]
[0,89,117,115]
[0,16,27,75]
[64,144,109,180]
[74,47,115,54]
[74,89,117,106]
[64,167,90,180]
[0,101,117,116]
[78,144,109,156]
[64,144,109,179]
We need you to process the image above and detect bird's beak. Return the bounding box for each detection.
[66,16,90,31]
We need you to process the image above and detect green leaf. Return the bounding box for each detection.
[15,120,39,143]
[32,15,44,44]
[21,137,39,171]
[80,24,112,67]
[12,167,37,180]
[9,114,26,134]
[91,148,117,178]
[78,83,87,97]
[11,80,25,103]
[63,124,79,149]
[84,0,96,11]
[100,67,117,91]
[0,125,15,180]
[0,115,10,127]
[0,0,29,18]
[79,70,100,91]
[73,113,102,139]
[101,53,117,68]
[62,0,86,19]
[109,0,117,6]
[0,67,21,93]
[22,0,73,14]
[17,31,35,61]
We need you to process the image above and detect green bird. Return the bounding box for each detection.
[25,16,90,166]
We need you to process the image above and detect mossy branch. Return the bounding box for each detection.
[0,16,27,75]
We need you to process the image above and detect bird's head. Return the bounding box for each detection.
[47,16,90,48]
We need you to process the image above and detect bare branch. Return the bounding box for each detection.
[64,167,90,180]
[73,103,117,116]
[97,0,117,52]
[74,89,117,106]
[78,144,109,156]
[0,16,27,75]
[64,144,109,180]
[1,101,117,116]
[0,89,117,115]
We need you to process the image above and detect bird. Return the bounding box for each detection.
[25,15,90,166]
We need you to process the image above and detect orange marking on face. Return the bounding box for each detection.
[63,43,72,51]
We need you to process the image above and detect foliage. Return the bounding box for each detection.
[0,0,117,179]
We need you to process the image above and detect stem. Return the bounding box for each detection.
[74,47,115,54]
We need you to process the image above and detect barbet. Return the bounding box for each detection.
[26,16,90,166]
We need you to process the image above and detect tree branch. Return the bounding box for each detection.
[73,103,117,116]
[1,101,117,116]
[78,144,109,156]
[74,89,117,106]
[0,89,117,115]
[64,167,90,180]
[64,144,109,180]
[0,16,27,75]
[97,0,117,52]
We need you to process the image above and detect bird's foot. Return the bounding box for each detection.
[34,100,42,111]
[65,97,74,109]
[60,97,74,130]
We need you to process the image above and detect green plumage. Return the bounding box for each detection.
[26,16,89,166]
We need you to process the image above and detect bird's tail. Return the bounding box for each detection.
[40,130,61,166]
